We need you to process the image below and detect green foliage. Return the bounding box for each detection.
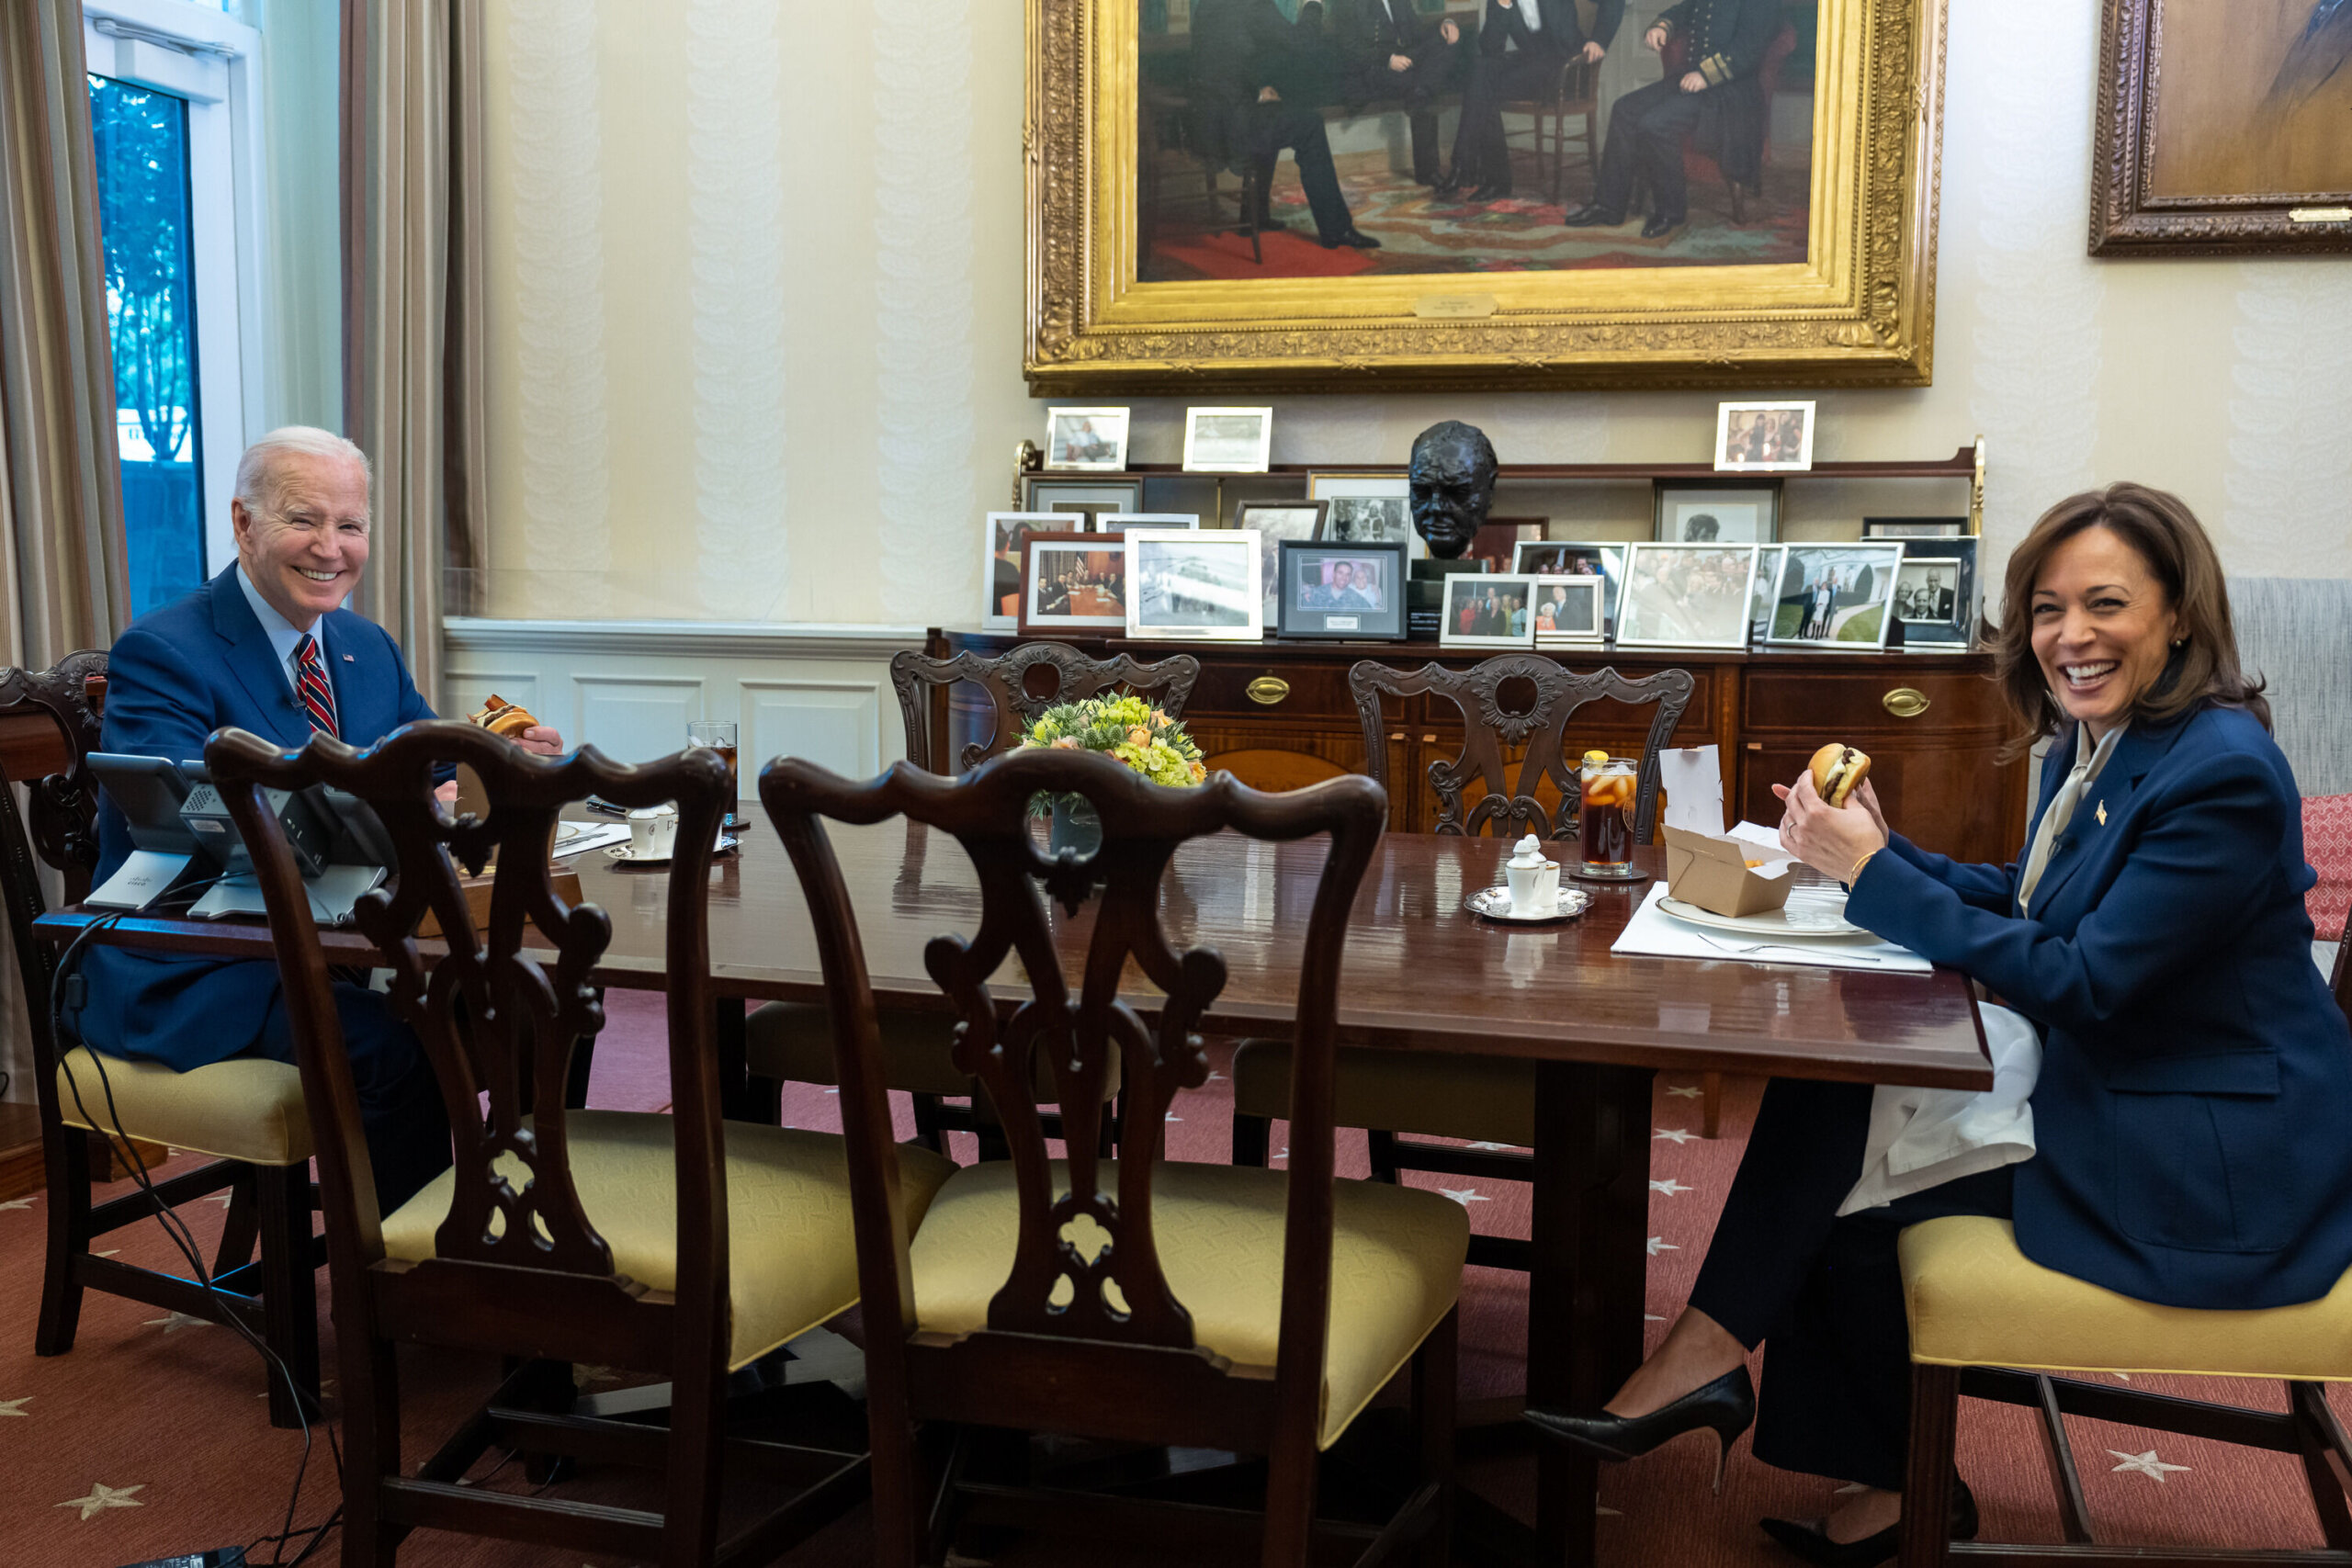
[88,75,196,463]
[1838,605,1884,642]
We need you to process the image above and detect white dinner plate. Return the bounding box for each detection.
[1656,886,1867,940]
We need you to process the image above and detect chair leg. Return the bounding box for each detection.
[1729,175,1747,226]
[254,1162,321,1431]
[1414,1307,1458,1568]
[214,1167,260,1276]
[1367,1129,1402,1184]
[341,1334,404,1565]
[1232,1110,1272,1168]
[2290,1382,2352,1550]
[35,1117,92,1356]
[910,1092,947,1156]
[1701,1073,1724,1139]
[1897,1363,1962,1568]
[662,1365,727,1568]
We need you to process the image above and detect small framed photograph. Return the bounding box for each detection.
[1654,479,1781,544]
[1513,540,1624,631]
[1023,477,1146,528]
[1306,473,1430,558]
[1466,515,1546,572]
[1097,513,1199,533]
[982,512,1067,632]
[1233,500,1327,623]
[1183,407,1274,473]
[1889,536,1980,649]
[1714,401,1815,472]
[1277,540,1408,641]
[1769,543,1906,651]
[1125,528,1264,640]
[1441,572,1540,649]
[1862,515,1968,539]
[1750,544,1787,644]
[1616,544,1762,649]
[1532,576,1605,646]
[1018,532,1127,637]
[1043,407,1130,471]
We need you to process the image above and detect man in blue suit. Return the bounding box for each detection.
[69,427,562,1210]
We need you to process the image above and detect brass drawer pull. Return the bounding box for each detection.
[1246,676,1290,705]
[1883,687,1931,719]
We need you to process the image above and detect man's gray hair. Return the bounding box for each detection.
[232,426,371,515]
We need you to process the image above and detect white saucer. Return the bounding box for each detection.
[1463,885,1593,924]
[1656,887,1865,939]
[605,835,739,865]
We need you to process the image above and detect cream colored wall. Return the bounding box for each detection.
[476,0,2352,632]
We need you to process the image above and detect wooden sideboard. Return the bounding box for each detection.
[931,632,2031,865]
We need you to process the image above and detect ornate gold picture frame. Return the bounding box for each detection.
[1026,0,1949,393]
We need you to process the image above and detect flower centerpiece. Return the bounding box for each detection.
[1017,694,1207,852]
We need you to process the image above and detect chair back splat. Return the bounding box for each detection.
[891,642,1201,773]
[763,749,1402,1567]
[1349,654,1694,840]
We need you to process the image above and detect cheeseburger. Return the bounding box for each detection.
[469,694,541,739]
[1809,743,1871,807]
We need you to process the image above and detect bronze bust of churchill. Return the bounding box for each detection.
[1408,422,1498,560]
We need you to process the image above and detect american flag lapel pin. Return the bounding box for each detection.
[343,653,355,661]
[2095,800,2106,827]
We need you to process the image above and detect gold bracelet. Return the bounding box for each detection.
[1848,849,1878,886]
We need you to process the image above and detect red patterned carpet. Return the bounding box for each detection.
[1140,148,1811,283]
[3,990,2343,1565]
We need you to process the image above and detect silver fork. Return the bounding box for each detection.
[1695,931,1885,963]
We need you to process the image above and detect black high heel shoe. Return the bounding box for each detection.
[1522,1365,1756,1493]
[1758,1477,1978,1568]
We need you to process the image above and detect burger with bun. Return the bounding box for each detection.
[470,694,541,740]
[1809,743,1871,808]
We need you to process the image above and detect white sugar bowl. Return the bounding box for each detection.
[1505,832,1560,917]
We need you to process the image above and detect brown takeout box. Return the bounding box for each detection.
[1661,825,1794,919]
[416,863,583,940]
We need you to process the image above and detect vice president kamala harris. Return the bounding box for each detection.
[1526,483,2352,1564]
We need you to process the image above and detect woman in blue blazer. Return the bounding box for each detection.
[1526,484,2352,1564]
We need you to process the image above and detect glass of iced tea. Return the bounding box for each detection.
[686,720,739,822]
[1577,751,1638,875]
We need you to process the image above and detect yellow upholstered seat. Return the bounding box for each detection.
[381,1109,957,1371]
[909,1157,1470,1448]
[1901,1215,2352,1381]
[747,999,1121,1100]
[54,1047,311,1166]
[1231,1040,1533,1146]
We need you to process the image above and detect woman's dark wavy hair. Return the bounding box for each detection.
[1991,482,2268,758]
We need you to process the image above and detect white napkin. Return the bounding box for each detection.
[1610,882,1933,974]
[1838,1004,2041,1214]
[552,821,632,858]
[1657,746,1725,836]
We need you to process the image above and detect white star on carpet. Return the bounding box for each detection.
[0,1395,29,1416]
[142,1312,209,1334]
[57,1482,144,1519]
[0,1197,35,1212]
[1665,1085,1702,1099]
[1465,1141,1519,1151]
[1648,1178,1693,1196]
[2109,1449,2190,1482]
[1205,1071,1226,1081]
[203,1192,234,1206]
[1165,1112,1182,1122]
[1646,1236,1679,1256]
[1645,1314,1666,1323]
[1598,1504,1623,1517]
[1438,1188,1490,1206]
[1653,1128,1699,1145]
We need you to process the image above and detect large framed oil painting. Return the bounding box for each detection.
[2091,0,2352,254]
[1026,0,1949,392]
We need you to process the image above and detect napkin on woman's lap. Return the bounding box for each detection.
[1838,1004,2041,1215]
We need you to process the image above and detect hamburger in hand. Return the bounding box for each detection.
[1808,743,1872,808]
[467,695,562,756]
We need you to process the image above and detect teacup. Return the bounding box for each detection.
[627,805,679,859]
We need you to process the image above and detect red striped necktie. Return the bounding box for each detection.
[294,633,339,738]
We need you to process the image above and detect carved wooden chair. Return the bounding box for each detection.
[745,642,1201,1152]
[1501,54,1600,206]
[1896,951,2352,1568]
[8,653,322,1428]
[207,721,956,1566]
[763,746,1464,1568]
[1234,655,1697,1273]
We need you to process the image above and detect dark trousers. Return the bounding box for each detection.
[1686,1077,2013,1492]
[1238,103,1355,241]
[1340,51,1455,179]
[1591,75,1709,221]
[254,979,452,1214]
[1448,47,1559,189]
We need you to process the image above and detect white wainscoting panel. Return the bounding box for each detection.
[441,620,923,791]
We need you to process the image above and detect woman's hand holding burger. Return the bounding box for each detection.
[1771,743,1890,886]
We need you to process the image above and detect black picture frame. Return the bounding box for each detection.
[1275,539,1408,642]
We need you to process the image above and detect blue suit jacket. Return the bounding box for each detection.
[1849,704,2352,1309]
[71,566,436,1071]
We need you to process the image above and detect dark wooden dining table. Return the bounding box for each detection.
[40,815,1992,1568]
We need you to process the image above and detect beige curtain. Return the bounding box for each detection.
[341,0,489,705]
[0,1,130,670]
